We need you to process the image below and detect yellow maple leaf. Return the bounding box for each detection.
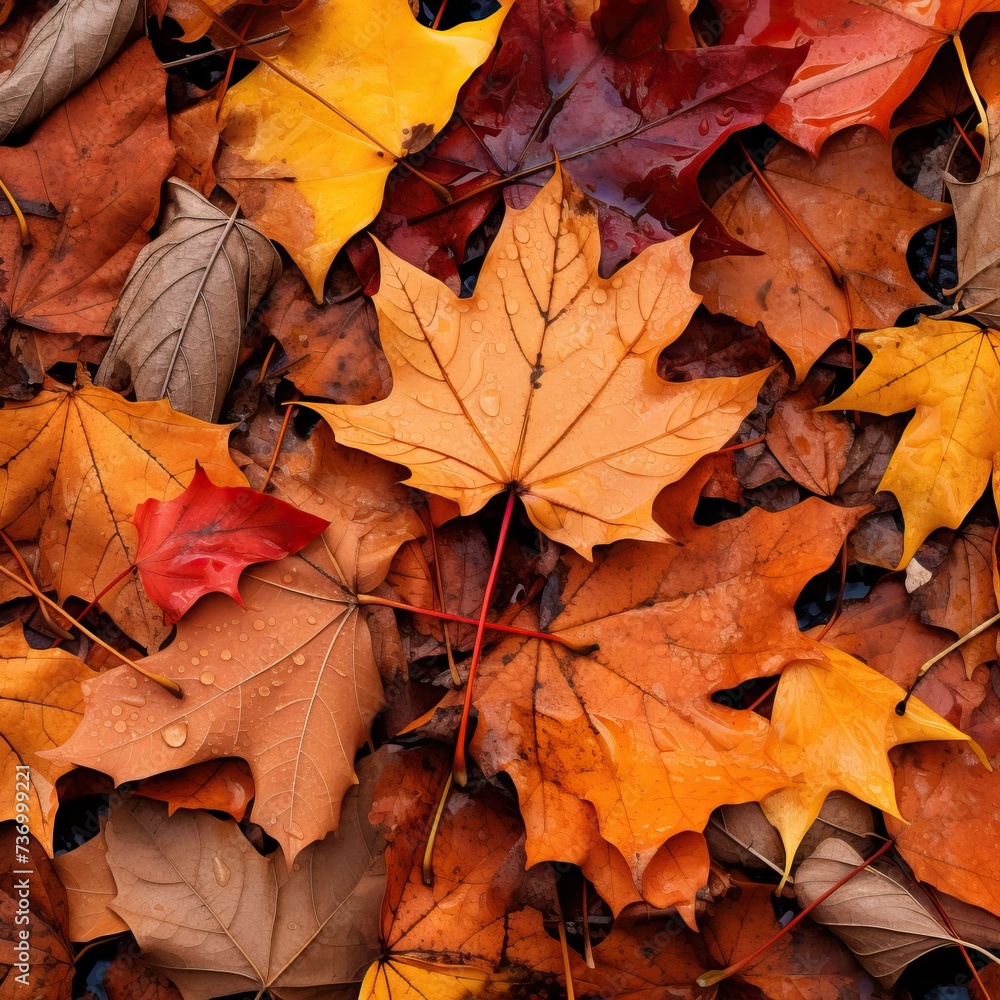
[761,642,986,886]
[216,0,511,299]
[308,166,771,557]
[819,317,1000,568]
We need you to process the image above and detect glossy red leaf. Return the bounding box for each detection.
[133,463,329,622]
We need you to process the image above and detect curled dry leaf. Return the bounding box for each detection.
[96,179,282,423]
[311,166,770,557]
[0,0,141,139]
[104,755,386,1000]
[794,838,1000,987]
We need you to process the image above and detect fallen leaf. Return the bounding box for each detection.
[794,838,1000,986]
[888,738,1000,916]
[0,0,141,139]
[132,462,328,623]
[51,820,129,942]
[468,497,862,892]
[0,370,247,649]
[100,949,184,1000]
[911,521,999,678]
[216,0,511,298]
[717,0,1000,154]
[45,540,386,865]
[104,755,386,999]
[693,127,951,382]
[702,876,890,998]
[256,264,390,403]
[760,642,977,883]
[818,317,1000,568]
[0,621,99,855]
[0,39,175,337]
[134,759,254,821]
[765,369,854,495]
[310,166,770,557]
[95,179,281,422]
[168,86,222,197]
[0,827,73,998]
[378,0,806,280]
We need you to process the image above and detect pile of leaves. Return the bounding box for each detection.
[6,0,1000,996]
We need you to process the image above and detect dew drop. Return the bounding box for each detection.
[200,671,215,686]
[287,920,298,930]
[470,319,483,334]
[114,720,127,734]
[258,685,271,697]
[479,389,501,417]
[292,653,306,665]
[111,705,123,717]
[592,288,608,304]
[505,297,519,315]
[178,641,189,651]
[253,619,266,631]
[147,714,156,723]
[283,574,294,584]
[221,649,232,661]
[307,616,316,625]
[213,856,231,887]
[496,266,508,280]
[267,617,276,627]
[127,677,138,689]
[239,632,248,642]
[120,694,146,708]
[162,722,188,748]
[698,118,710,135]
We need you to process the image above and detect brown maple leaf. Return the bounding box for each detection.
[310,165,771,557]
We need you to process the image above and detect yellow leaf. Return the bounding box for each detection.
[216,0,511,299]
[761,642,984,886]
[819,317,1000,568]
[308,166,771,557]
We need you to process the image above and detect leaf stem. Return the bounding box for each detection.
[421,769,453,885]
[453,488,517,785]
[953,34,990,147]
[696,837,894,987]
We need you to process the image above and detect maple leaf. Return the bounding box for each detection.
[467,496,862,892]
[377,0,807,283]
[99,757,386,999]
[692,127,951,382]
[310,166,770,557]
[760,642,980,884]
[133,462,329,623]
[0,370,247,649]
[0,622,98,855]
[716,0,1000,154]
[819,318,1000,568]
[0,40,175,338]
[215,0,511,298]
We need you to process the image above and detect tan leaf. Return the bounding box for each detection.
[95,179,281,422]
[0,0,141,139]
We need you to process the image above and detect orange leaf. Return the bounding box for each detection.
[310,165,771,557]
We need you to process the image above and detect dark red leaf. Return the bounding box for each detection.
[133,463,329,622]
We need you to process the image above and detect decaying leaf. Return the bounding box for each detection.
[761,643,979,884]
[104,755,386,999]
[0,827,74,999]
[311,166,770,557]
[216,0,511,298]
[795,838,1000,986]
[0,370,247,649]
[0,39,175,338]
[819,318,1000,568]
[693,128,950,382]
[132,462,328,622]
[95,179,282,422]
[0,0,141,139]
[0,622,97,855]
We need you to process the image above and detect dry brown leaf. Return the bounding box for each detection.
[135,759,254,821]
[311,165,770,557]
[693,127,950,382]
[765,369,853,495]
[0,370,246,649]
[0,621,99,855]
[0,39,175,338]
[794,838,1000,986]
[0,0,141,139]
[169,87,221,197]
[0,827,73,998]
[96,179,281,423]
[100,949,184,1000]
[51,820,128,942]
[104,755,386,999]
